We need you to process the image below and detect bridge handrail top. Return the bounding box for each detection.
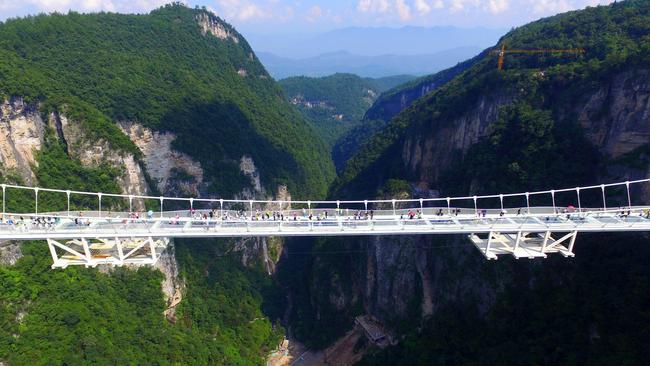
[4,205,650,221]
[2,178,649,205]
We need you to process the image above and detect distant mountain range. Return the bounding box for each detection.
[248,25,505,79]
[244,26,507,58]
[258,48,481,79]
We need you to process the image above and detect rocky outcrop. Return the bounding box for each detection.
[0,241,22,266]
[49,113,150,201]
[240,155,263,194]
[119,121,204,196]
[576,69,650,158]
[196,12,239,43]
[0,98,45,184]
[403,92,515,187]
[155,241,185,322]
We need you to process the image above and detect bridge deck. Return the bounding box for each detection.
[2,178,650,267]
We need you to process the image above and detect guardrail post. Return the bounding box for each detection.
[337,200,341,217]
[447,197,451,216]
[419,198,423,214]
[526,193,530,214]
[34,188,39,214]
[576,188,582,214]
[1,184,5,216]
[190,197,194,211]
[626,181,631,210]
[392,199,396,217]
[601,184,606,212]
[65,191,71,217]
[220,199,223,218]
[249,200,253,219]
[551,190,556,214]
[160,197,164,218]
[365,200,368,213]
[98,193,103,217]
[473,196,478,217]
[499,194,504,211]
[129,195,133,214]
[308,200,311,216]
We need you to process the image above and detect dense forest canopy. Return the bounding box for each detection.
[0,3,334,198]
[278,73,414,170]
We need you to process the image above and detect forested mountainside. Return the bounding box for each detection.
[331,57,478,172]
[0,4,330,364]
[283,1,650,363]
[279,73,413,168]
[0,4,334,198]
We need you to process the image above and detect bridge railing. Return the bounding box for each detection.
[1,178,649,221]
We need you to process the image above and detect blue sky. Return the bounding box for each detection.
[0,0,616,34]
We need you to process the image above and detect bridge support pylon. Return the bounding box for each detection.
[468,231,577,260]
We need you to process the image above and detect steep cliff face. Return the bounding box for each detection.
[403,92,514,187]
[119,121,204,196]
[576,69,650,159]
[0,98,45,184]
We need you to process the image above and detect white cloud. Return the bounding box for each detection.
[395,0,411,20]
[357,0,390,13]
[485,0,508,14]
[237,3,267,20]
[215,0,272,21]
[414,0,432,14]
[432,0,444,9]
[531,0,572,14]
[306,5,322,22]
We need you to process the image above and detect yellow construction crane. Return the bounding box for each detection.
[490,44,586,70]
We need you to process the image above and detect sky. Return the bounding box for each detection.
[0,0,616,34]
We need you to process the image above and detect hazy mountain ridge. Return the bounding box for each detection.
[246,25,507,58]
[259,48,481,79]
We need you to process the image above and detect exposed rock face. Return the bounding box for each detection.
[0,241,22,266]
[119,121,204,196]
[576,69,650,158]
[49,114,150,201]
[155,241,185,322]
[240,155,263,194]
[0,98,45,184]
[403,92,515,187]
[196,12,239,43]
